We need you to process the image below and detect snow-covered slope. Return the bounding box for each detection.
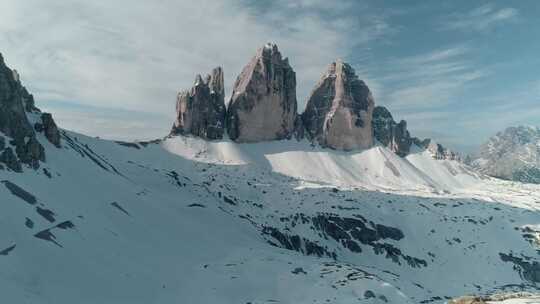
[474,126,540,184]
[2,131,540,304]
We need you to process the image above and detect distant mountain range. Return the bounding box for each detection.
[473,126,540,184]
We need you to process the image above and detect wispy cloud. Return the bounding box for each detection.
[379,46,488,110]
[0,0,393,140]
[441,4,518,31]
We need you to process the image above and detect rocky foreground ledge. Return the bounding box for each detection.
[449,292,540,303]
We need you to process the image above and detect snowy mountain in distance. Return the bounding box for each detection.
[2,50,540,304]
[473,126,540,184]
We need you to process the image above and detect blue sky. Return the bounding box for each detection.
[1,0,539,153]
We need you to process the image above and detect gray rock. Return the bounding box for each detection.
[302,60,374,151]
[226,43,297,142]
[0,52,60,170]
[372,106,412,157]
[413,138,460,161]
[0,147,22,172]
[41,113,61,147]
[171,67,226,140]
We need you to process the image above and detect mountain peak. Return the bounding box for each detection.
[171,67,226,140]
[226,43,297,142]
[474,125,540,183]
[302,59,374,150]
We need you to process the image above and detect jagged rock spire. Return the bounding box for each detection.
[302,60,374,151]
[171,67,226,140]
[226,43,297,142]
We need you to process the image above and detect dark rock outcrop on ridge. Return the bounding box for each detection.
[0,52,60,172]
[413,138,460,161]
[372,106,412,157]
[171,67,226,140]
[226,43,297,142]
[302,60,374,151]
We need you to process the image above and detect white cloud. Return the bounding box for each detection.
[442,4,518,31]
[379,46,488,110]
[0,0,392,140]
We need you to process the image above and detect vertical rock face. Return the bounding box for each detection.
[41,113,61,148]
[302,60,374,151]
[226,43,297,142]
[372,106,412,157]
[171,67,226,140]
[0,52,60,171]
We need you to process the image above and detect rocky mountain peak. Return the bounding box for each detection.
[171,67,226,140]
[0,52,60,172]
[302,60,374,150]
[473,125,540,183]
[226,43,297,142]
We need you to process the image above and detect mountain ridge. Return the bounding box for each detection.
[2,49,539,304]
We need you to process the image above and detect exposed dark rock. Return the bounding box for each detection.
[499,252,540,283]
[226,43,297,142]
[291,267,307,275]
[171,67,226,140]
[34,228,62,247]
[223,196,236,205]
[0,244,16,256]
[25,217,34,229]
[262,226,336,259]
[0,52,61,170]
[364,290,376,299]
[41,113,61,147]
[36,206,56,223]
[62,133,122,175]
[110,202,130,216]
[187,203,206,208]
[1,180,37,205]
[310,214,424,267]
[302,60,374,150]
[115,141,140,149]
[413,138,460,161]
[34,221,75,247]
[293,115,305,141]
[56,220,75,230]
[372,106,412,157]
[0,148,21,172]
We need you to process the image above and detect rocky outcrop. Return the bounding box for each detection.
[413,138,460,161]
[39,113,61,148]
[302,60,374,151]
[372,106,412,157]
[171,67,226,140]
[0,52,60,171]
[226,43,297,142]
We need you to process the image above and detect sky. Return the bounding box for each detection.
[1,0,539,153]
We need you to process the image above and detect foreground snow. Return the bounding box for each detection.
[1,132,540,303]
